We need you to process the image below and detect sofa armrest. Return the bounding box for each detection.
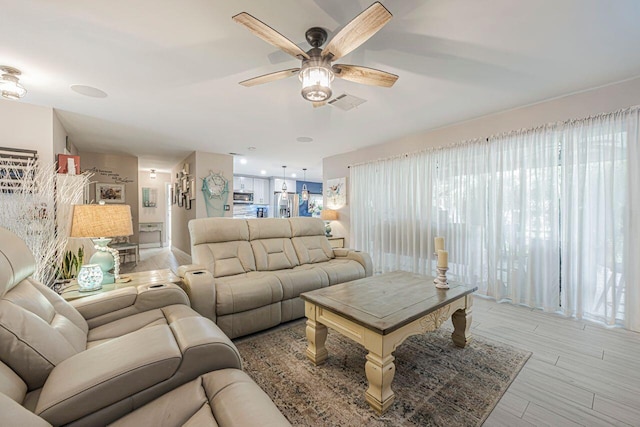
[71,284,190,327]
[0,393,51,427]
[176,264,207,278]
[181,269,216,322]
[333,248,373,277]
[35,325,181,426]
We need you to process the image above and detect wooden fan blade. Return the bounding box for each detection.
[312,101,327,108]
[332,64,398,87]
[321,2,392,61]
[239,68,300,87]
[233,12,310,60]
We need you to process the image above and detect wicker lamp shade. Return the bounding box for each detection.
[320,209,338,221]
[70,204,133,238]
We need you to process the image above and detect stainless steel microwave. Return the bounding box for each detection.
[233,192,253,204]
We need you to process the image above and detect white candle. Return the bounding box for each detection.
[437,250,448,268]
[434,236,445,252]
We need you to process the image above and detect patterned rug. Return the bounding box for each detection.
[235,321,531,426]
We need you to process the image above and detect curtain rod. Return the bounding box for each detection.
[348,104,640,169]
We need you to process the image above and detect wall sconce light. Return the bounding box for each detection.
[0,66,27,100]
[150,169,156,179]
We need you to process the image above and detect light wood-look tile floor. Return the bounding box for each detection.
[123,249,640,426]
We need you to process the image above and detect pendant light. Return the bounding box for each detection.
[281,166,288,201]
[301,168,309,201]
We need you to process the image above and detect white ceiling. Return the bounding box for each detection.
[2,0,640,181]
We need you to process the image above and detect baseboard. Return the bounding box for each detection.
[139,242,164,249]
[171,246,192,263]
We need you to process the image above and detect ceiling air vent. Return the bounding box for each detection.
[328,94,367,111]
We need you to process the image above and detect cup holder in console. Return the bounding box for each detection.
[149,284,167,289]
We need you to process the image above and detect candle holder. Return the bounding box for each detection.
[433,252,439,284]
[435,267,449,289]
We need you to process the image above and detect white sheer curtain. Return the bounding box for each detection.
[351,153,436,275]
[350,107,640,331]
[561,108,640,329]
[485,127,561,311]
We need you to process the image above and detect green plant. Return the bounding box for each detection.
[55,247,84,281]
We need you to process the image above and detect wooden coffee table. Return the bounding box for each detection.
[300,270,477,414]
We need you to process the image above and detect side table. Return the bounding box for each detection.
[60,268,181,301]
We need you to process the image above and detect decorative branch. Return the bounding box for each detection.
[0,158,92,287]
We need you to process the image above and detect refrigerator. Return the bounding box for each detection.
[273,192,299,218]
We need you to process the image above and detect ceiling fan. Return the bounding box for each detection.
[232,1,398,107]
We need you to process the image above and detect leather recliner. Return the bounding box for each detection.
[0,226,261,426]
[1,360,291,427]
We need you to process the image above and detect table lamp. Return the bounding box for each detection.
[70,203,133,288]
[320,209,338,237]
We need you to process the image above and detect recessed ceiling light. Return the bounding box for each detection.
[260,170,267,175]
[247,146,257,151]
[240,158,247,165]
[291,173,297,178]
[296,136,313,143]
[70,84,108,98]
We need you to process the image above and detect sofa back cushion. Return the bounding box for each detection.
[0,360,27,404]
[0,279,89,390]
[247,219,299,271]
[251,239,299,271]
[289,218,335,264]
[189,218,256,278]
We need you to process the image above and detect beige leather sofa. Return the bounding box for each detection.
[1,362,290,426]
[0,227,289,426]
[180,217,373,339]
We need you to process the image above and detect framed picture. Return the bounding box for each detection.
[189,178,196,200]
[96,183,125,203]
[177,191,184,207]
[326,177,347,208]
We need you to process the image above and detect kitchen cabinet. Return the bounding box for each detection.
[253,178,269,205]
[233,176,254,192]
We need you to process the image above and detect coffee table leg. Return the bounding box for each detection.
[305,319,328,365]
[364,351,396,414]
[451,294,473,348]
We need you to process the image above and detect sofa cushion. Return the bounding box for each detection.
[109,369,291,427]
[215,272,283,315]
[0,280,89,390]
[251,238,299,271]
[272,268,329,300]
[291,236,335,264]
[190,219,257,278]
[192,242,256,278]
[247,218,292,240]
[297,259,365,286]
[289,217,325,237]
[189,218,249,245]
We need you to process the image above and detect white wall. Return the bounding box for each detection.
[323,76,640,247]
[0,99,54,163]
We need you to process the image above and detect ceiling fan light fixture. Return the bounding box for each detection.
[0,66,27,100]
[300,65,333,102]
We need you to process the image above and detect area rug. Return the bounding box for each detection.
[235,321,531,426]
